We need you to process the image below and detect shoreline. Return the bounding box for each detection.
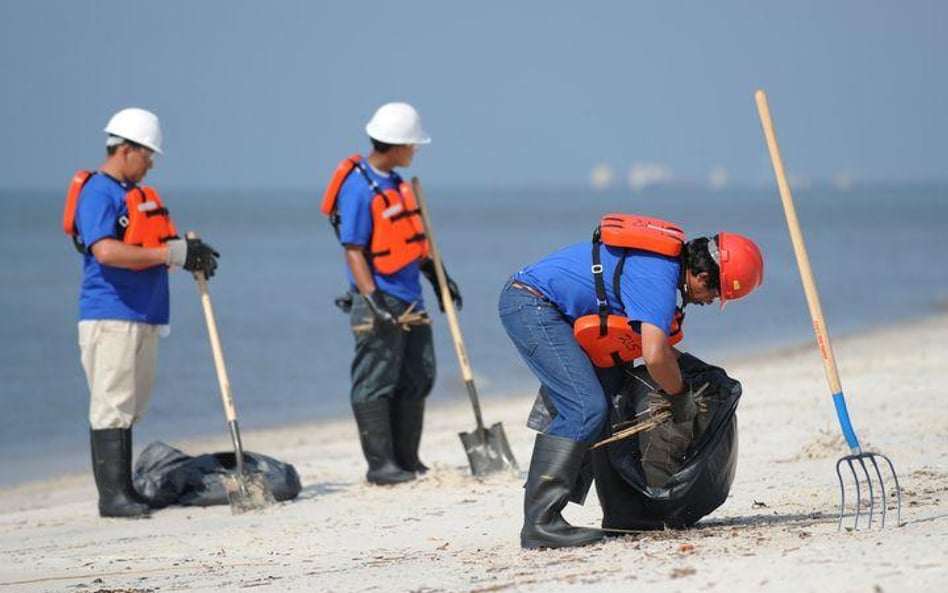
[1,312,946,592]
[1,309,943,493]
[3,294,946,491]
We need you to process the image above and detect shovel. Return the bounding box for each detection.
[188,232,275,513]
[411,178,519,476]
[755,91,901,529]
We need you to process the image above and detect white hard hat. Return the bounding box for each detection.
[104,107,164,154]
[365,102,431,145]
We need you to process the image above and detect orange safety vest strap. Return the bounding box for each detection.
[63,170,95,236]
[395,180,429,260]
[320,154,363,217]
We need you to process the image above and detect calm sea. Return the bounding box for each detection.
[2,184,946,486]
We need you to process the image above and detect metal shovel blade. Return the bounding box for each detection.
[221,447,276,514]
[224,469,276,514]
[459,422,519,476]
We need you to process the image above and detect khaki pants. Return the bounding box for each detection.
[79,320,159,430]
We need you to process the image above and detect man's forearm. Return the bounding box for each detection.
[344,246,376,295]
[90,238,168,270]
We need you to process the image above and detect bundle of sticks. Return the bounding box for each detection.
[591,382,710,449]
[352,302,431,333]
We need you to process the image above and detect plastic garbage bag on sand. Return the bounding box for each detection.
[592,352,742,530]
[132,441,301,508]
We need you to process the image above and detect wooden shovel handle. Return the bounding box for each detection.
[187,232,238,424]
[411,178,486,430]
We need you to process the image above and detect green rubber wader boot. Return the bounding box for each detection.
[392,398,429,475]
[352,401,416,485]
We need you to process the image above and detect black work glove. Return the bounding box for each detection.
[364,291,399,332]
[334,291,354,313]
[419,259,463,312]
[167,237,220,278]
[659,383,698,424]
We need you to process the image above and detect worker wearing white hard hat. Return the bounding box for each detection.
[364,102,432,145]
[319,102,461,487]
[104,107,165,155]
[64,107,219,518]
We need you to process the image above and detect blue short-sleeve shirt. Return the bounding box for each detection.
[515,241,680,335]
[335,160,423,307]
[74,173,170,324]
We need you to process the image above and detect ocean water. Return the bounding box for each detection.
[2,184,946,486]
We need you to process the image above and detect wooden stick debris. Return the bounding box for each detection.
[591,382,710,449]
[352,302,431,333]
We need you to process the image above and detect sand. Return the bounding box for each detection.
[1,314,946,593]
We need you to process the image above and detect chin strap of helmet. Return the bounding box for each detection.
[666,249,687,340]
[677,247,690,313]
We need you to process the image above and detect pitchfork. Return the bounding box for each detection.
[755,90,902,530]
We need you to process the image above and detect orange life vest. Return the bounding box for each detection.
[63,170,179,268]
[320,154,429,275]
[572,214,687,368]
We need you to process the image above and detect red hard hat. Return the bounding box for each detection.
[713,232,764,307]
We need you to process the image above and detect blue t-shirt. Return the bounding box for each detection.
[515,241,680,335]
[74,173,170,324]
[335,160,424,307]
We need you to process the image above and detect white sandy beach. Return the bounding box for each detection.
[1,313,946,593]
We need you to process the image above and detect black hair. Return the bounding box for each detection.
[106,138,147,156]
[682,236,720,290]
[370,138,397,153]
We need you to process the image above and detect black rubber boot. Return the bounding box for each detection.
[119,428,154,507]
[521,433,605,549]
[391,398,429,475]
[352,401,416,485]
[90,428,150,518]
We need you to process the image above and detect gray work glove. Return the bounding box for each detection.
[364,291,399,332]
[166,237,220,278]
[419,259,463,312]
[659,383,698,424]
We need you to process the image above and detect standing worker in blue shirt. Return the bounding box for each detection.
[499,217,764,548]
[64,108,219,517]
[321,102,463,486]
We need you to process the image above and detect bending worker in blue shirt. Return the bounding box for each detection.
[64,108,219,518]
[498,215,764,548]
[321,102,462,486]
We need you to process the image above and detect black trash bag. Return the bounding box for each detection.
[132,441,302,508]
[592,352,741,530]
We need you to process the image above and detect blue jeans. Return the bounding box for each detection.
[498,279,623,443]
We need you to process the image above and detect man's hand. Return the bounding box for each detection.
[420,259,463,312]
[167,237,220,278]
[658,383,698,424]
[364,291,399,332]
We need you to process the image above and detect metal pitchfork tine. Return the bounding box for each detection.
[833,419,903,529]
[756,90,902,530]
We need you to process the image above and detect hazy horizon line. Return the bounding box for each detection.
[4,177,947,197]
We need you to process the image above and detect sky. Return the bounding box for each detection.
[1,1,946,191]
